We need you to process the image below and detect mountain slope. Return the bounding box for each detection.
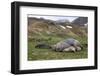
[28,17,87,42]
[72,17,88,26]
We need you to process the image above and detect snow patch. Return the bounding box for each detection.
[66,26,72,28]
[59,25,66,29]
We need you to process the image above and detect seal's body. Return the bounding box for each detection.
[35,43,51,49]
[52,38,82,52]
[63,46,76,52]
[52,41,71,52]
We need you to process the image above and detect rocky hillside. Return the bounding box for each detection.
[28,17,87,43]
[72,17,88,26]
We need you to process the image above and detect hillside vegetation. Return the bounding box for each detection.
[28,17,88,61]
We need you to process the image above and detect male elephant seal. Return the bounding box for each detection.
[51,38,82,52]
[64,38,83,51]
[51,41,71,52]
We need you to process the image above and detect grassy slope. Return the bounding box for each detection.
[28,35,88,61]
[28,19,88,61]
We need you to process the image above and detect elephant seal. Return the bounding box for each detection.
[64,38,83,51]
[51,38,82,52]
[51,41,71,52]
[35,43,51,49]
[63,46,76,52]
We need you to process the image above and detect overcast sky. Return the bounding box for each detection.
[28,15,78,22]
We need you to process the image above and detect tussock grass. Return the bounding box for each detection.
[28,18,88,61]
[28,35,88,61]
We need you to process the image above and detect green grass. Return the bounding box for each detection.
[28,35,88,61]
